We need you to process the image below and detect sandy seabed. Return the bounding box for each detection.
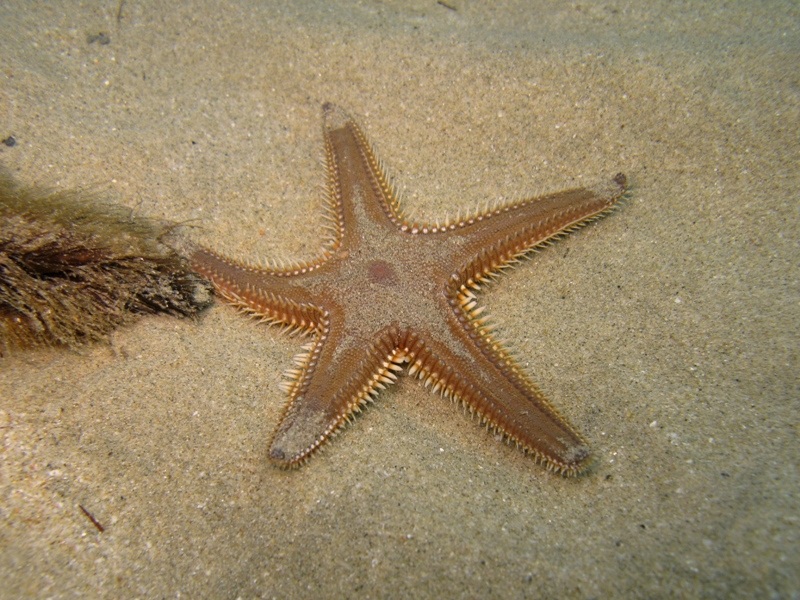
[1,1,797,598]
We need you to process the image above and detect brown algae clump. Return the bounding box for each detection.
[0,171,212,354]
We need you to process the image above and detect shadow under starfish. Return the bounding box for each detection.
[191,103,627,476]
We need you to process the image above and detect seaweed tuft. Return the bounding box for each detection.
[0,170,213,354]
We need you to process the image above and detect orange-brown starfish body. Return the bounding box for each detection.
[192,103,626,475]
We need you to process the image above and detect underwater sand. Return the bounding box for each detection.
[1,1,797,597]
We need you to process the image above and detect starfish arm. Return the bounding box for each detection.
[190,247,324,334]
[404,319,592,476]
[269,320,406,467]
[322,103,406,239]
[450,174,627,283]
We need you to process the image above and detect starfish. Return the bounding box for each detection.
[191,103,627,475]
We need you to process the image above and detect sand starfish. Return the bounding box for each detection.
[191,103,626,475]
